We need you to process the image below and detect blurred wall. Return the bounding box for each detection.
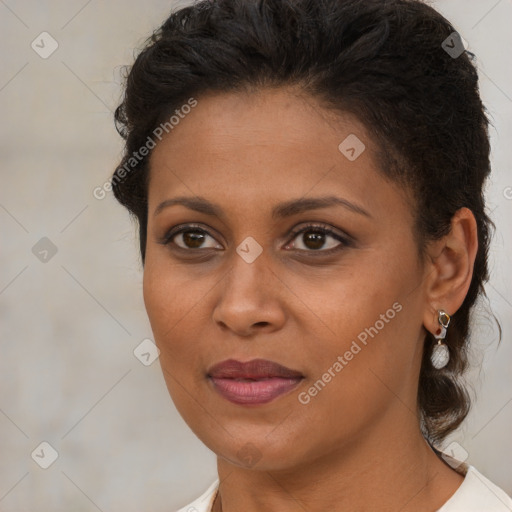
[0,1,511,510]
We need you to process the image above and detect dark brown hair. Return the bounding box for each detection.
[111,0,496,446]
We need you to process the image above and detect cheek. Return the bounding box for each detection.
[297,256,417,410]
[292,305,411,454]
[142,263,208,417]
[143,251,206,338]
[142,261,197,364]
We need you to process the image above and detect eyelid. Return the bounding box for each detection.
[287,223,351,243]
[284,222,352,254]
[158,223,222,247]
[158,222,353,253]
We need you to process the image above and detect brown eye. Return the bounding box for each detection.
[296,230,332,250]
[178,230,209,249]
[162,225,222,250]
[286,224,350,254]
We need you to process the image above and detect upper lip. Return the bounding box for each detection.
[207,359,303,379]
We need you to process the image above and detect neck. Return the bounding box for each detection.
[212,408,464,512]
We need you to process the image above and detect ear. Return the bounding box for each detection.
[422,207,478,334]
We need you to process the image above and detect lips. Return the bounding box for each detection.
[207,359,304,405]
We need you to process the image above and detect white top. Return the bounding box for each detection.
[176,466,512,512]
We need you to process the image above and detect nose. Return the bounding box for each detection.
[212,254,286,337]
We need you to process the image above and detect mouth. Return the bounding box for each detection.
[207,358,304,405]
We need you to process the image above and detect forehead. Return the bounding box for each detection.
[147,87,407,223]
[151,87,373,162]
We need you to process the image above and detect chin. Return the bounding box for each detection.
[197,426,311,472]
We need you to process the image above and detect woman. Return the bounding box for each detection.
[111,0,512,510]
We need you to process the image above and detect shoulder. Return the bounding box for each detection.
[175,479,220,512]
[173,469,512,512]
[438,465,512,512]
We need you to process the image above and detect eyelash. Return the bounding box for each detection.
[158,223,352,256]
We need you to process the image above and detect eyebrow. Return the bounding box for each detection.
[154,195,371,219]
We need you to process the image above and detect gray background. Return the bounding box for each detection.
[0,0,511,510]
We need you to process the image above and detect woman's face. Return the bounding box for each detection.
[144,87,430,471]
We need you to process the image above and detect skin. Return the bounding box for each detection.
[143,87,478,512]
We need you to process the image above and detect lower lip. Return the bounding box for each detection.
[209,377,303,405]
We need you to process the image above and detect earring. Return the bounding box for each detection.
[431,309,451,369]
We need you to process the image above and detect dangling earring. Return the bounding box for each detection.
[431,309,451,369]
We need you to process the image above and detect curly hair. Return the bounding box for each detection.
[111,0,496,447]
